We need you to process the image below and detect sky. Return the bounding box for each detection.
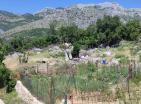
[0,0,141,14]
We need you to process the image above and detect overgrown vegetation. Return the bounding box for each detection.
[72,43,80,58]
[0,90,26,104]
[2,15,141,53]
[0,12,42,31]
[0,39,16,93]
[20,62,130,103]
[1,15,141,103]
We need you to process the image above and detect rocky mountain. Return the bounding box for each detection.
[0,10,17,21]
[1,2,141,38]
[0,10,42,33]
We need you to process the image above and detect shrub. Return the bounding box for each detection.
[115,54,128,64]
[132,73,141,85]
[6,80,16,93]
[0,64,16,92]
[0,64,10,88]
[72,43,80,58]
[139,55,141,62]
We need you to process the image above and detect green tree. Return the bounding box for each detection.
[0,38,16,92]
[0,51,4,63]
[0,64,16,93]
[49,20,57,35]
[125,20,141,41]
[96,16,122,46]
[58,24,79,43]
[0,64,10,88]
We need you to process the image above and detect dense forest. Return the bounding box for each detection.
[0,15,141,92]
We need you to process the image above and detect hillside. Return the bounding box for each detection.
[1,2,141,38]
[0,11,42,34]
[1,2,141,104]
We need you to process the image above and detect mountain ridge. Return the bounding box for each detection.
[1,2,141,38]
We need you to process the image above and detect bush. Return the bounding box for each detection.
[115,54,128,64]
[132,73,141,85]
[6,80,16,93]
[72,43,80,58]
[0,64,16,92]
[3,16,141,52]
[0,64,10,88]
[139,55,141,62]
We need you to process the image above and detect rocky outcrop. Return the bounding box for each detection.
[1,2,141,38]
[35,2,141,28]
[0,99,5,104]
[0,10,41,33]
[15,81,44,104]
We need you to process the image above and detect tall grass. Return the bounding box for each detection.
[21,63,131,104]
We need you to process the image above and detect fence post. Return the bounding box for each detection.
[127,60,133,104]
[46,62,48,74]
[50,76,55,104]
[64,93,67,104]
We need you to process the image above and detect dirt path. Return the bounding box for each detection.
[15,81,44,104]
[3,53,19,70]
[0,99,4,104]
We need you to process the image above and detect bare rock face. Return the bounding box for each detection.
[1,2,141,37]
[0,14,8,21]
[15,81,44,104]
[0,99,5,104]
[35,2,141,28]
[48,45,63,57]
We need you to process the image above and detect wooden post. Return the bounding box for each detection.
[128,60,133,79]
[49,77,55,104]
[36,64,39,74]
[95,60,98,68]
[46,62,48,74]
[133,60,136,77]
[69,95,73,104]
[64,93,68,104]
[127,60,133,103]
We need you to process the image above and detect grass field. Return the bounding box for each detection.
[0,89,26,104]
[21,62,137,103]
[3,41,141,104]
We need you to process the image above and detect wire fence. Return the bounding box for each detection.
[20,60,141,104]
